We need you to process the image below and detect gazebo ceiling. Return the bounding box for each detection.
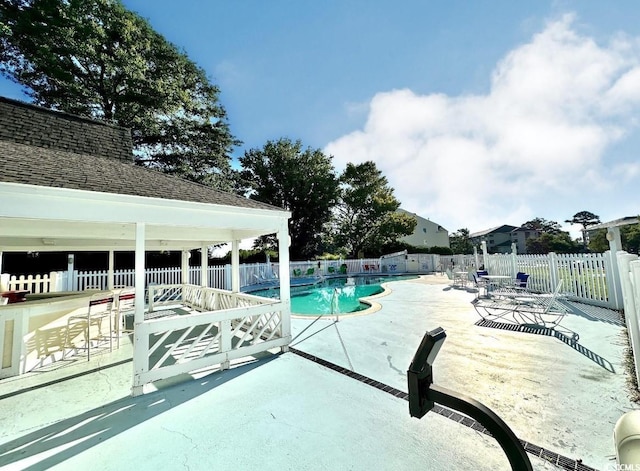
[0,182,289,252]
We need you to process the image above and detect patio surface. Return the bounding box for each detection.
[0,275,635,470]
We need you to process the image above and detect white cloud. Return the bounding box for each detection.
[324,14,640,233]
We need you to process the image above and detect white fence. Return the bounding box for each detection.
[1,252,619,309]
[483,251,617,309]
[617,252,640,388]
[3,272,62,294]
[132,283,288,395]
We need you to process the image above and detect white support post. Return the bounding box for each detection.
[278,225,291,352]
[132,222,146,397]
[231,240,240,293]
[511,243,518,277]
[107,250,115,290]
[181,250,190,285]
[0,250,3,275]
[617,252,640,390]
[607,228,624,310]
[67,254,75,291]
[481,241,488,271]
[201,244,208,288]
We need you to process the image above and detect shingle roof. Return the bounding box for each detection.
[0,140,283,212]
[469,225,517,238]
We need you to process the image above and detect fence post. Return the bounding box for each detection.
[617,252,640,390]
[549,252,559,293]
[511,244,518,276]
[604,249,624,311]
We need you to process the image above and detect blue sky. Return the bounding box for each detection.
[2,0,640,238]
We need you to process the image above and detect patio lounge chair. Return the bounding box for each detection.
[471,280,577,340]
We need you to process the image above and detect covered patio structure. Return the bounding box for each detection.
[0,97,291,394]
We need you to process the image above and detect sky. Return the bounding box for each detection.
[2,0,640,238]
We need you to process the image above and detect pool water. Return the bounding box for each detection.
[253,274,418,315]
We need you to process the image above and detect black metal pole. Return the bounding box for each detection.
[427,384,533,471]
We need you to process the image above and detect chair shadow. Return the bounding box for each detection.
[0,353,280,470]
[474,319,616,373]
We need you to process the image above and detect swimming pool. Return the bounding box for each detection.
[252,274,418,316]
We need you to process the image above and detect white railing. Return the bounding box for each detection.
[1,252,619,309]
[6,272,60,294]
[132,283,288,395]
[484,251,616,309]
[617,252,640,389]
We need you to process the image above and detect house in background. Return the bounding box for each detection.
[510,226,542,254]
[397,209,449,249]
[470,225,517,253]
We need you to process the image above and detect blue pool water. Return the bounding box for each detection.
[252,274,418,315]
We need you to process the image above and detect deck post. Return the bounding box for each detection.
[278,224,291,351]
[181,250,190,285]
[231,240,240,293]
[108,250,115,290]
[201,244,208,288]
[132,222,146,396]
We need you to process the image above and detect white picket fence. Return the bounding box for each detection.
[1,252,621,310]
[617,252,640,389]
[483,251,617,309]
[4,272,61,293]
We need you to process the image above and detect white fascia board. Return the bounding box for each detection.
[0,182,290,230]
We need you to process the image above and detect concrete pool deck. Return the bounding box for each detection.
[0,275,636,470]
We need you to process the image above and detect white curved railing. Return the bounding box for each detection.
[132,284,288,395]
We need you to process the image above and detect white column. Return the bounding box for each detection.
[107,250,115,290]
[0,250,3,274]
[617,252,640,389]
[607,227,624,309]
[67,254,75,291]
[132,222,146,396]
[181,250,190,285]
[278,224,291,351]
[201,244,208,287]
[231,240,240,292]
[134,224,145,325]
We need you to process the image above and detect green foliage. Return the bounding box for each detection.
[521,217,562,234]
[333,161,416,257]
[589,223,640,254]
[623,223,640,254]
[565,211,601,251]
[588,229,608,253]
[449,228,474,254]
[239,138,339,260]
[526,232,579,254]
[0,0,239,189]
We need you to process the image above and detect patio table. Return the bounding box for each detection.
[480,275,512,293]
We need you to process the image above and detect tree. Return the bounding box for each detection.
[526,232,578,254]
[0,0,239,189]
[565,211,601,252]
[239,138,340,260]
[332,161,416,257]
[521,217,562,234]
[450,228,474,254]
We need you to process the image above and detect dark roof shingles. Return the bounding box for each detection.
[0,141,283,213]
